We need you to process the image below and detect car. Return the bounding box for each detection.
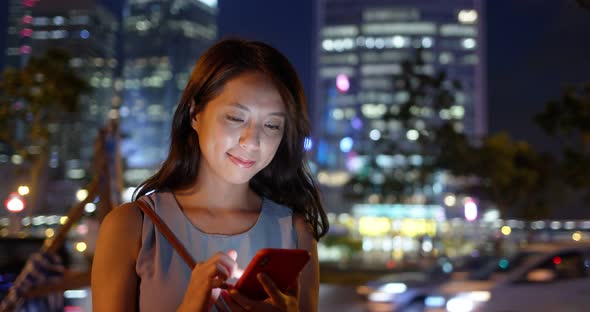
[482,242,590,312]
[424,241,590,312]
[357,254,494,312]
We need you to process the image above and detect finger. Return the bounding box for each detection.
[214,297,230,312]
[226,249,238,261]
[285,273,301,296]
[257,273,284,304]
[214,263,230,280]
[227,289,257,311]
[211,252,237,278]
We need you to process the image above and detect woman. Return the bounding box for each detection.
[91,38,329,311]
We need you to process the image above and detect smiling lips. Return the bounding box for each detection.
[227,153,256,168]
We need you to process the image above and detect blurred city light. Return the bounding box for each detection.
[75,242,87,253]
[11,154,23,165]
[84,202,97,213]
[444,194,456,206]
[17,185,30,196]
[369,129,381,141]
[76,189,88,201]
[463,197,478,221]
[5,193,25,213]
[350,117,363,130]
[572,231,582,241]
[501,225,512,236]
[458,10,478,24]
[45,228,55,238]
[335,74,350,92]
[339,137,354,153]
[406,129,420,141]
[304,137,313,151]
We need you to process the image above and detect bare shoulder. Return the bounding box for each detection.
[293,213,316,245]
[92,202,143,311]
[100,202,143,243]
[95,202,144,264]
[293,214,319,312]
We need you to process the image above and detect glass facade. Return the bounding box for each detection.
[120,0,217,180]
[315,0,487,212]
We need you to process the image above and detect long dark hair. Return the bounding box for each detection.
[134,38,329,240]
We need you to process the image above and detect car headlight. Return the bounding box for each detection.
[425,295,446,308]
[446,291,491,312]
[378,282,407,294]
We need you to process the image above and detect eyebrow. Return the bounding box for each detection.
[230,102,286,117]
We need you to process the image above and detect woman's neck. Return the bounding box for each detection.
[175,179,259,213]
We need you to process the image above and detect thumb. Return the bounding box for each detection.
[226,249,238,261]
[226,249,243,279]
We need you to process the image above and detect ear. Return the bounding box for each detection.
[190,99,199,133]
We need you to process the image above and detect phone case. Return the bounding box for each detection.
[234,248,310,300]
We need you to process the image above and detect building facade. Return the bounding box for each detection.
[315,0,487,212]
[120,0,217,184]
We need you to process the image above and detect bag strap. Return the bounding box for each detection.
[134,200,196,269]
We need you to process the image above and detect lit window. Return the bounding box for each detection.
[422,37,433,48]
[462,38,476,49]
[392,36,406,48]
[53,16,65,25]
[20,28,33,37]
[20,45,32,54]
[458,10,478,24]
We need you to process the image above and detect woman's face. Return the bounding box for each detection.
[193,71,286,185]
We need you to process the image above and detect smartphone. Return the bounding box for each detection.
[234,248,310,300]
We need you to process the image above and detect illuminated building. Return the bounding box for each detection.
[315,0,487,212]
[2,0,118,187]
[120,0,217,182]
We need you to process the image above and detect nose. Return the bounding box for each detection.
[239,122,260,150]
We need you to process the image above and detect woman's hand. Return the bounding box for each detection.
[216,273,300,312]
[177,250,239,312]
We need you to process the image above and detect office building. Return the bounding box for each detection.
[120,0,217,184]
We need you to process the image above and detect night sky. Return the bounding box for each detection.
[2,0,590,155]
[486,0,590,154]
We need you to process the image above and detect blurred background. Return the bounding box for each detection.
[1,0,590,311]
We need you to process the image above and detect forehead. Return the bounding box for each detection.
[207,71,286,113]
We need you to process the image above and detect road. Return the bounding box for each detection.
[319,283,405,312]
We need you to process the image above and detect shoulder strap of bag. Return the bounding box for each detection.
[134,200,196,269]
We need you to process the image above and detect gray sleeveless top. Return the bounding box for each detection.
[135,192,298,311]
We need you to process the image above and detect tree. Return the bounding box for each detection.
[0,49,91,216]
[344,48,467,204]
[535,82,590,196]
[344,48,554,220]
[468,133,552,220]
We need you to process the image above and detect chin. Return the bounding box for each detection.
[224,171,258,185]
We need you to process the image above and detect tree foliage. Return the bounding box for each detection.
[344,48,554,220]
[0,49,90,212]
[535,82,590,194]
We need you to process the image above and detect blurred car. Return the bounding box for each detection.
[424,242,590,312]
[482,242,590,312]
[357,254,494,311]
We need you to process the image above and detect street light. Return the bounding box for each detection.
[17,185,30,196]
[4,192,25,213]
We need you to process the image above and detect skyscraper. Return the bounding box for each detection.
[1,0,119,213]
[316,0,486,212]
[120,0,217,184]
[3,0,118,169]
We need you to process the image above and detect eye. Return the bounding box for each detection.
[225,115,244,122]
[264,124,281,131]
